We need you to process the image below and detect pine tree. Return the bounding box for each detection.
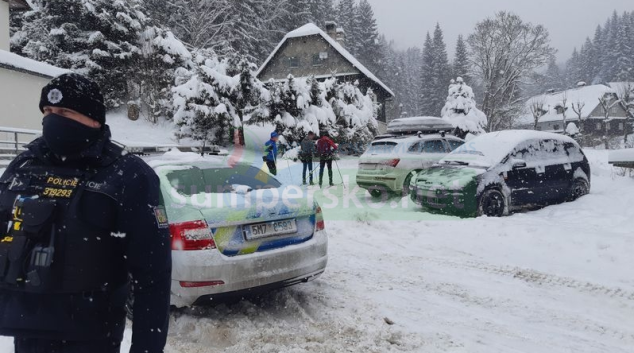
[419,32,436,116]
[613,12,633,81]
[336,0,359,55]
[355,0,382,74]
[544,57,565,91]
[452,35,470,84]
[307,0,334,28]
[441,77,487,138]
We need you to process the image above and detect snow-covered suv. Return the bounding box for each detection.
[356,133,464,197]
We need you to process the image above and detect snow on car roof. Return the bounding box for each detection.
[371,133,456,145]
[387,116,454,133]
[144,149,229,170]
[443,130,579,168]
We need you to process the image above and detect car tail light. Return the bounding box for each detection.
[170,220,216,251]
[315,206,325,231]
[382,158,400,167]
[179,280,225,288]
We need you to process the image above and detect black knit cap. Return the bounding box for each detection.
[39,73,106,125]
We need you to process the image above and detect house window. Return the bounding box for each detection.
[553,124,560,131]
[619,122,624,130]
[287,57,300,68]
[596,122,602,130]
[535,126,542,131]
[312,52,328,66]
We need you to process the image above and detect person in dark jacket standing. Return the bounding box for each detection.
[264,131,279,175]
[0,73,172,353]
[299,131,316,185]
[316,132,338,188]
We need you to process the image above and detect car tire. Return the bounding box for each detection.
[369,187,390,200]
[402,171,418,197]
[567,178,589,201]
[478,189,505,217]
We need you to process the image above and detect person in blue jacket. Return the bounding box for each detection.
[264,131,279,175]
[0,73,172,353]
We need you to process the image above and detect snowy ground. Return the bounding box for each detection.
[1,117,633,352]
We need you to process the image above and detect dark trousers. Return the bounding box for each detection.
[266,160,277,175]
[14,337,121,353]
[302,159,313,184]
[319,159,333,185]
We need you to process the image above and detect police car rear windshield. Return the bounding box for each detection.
[167,165,281,196]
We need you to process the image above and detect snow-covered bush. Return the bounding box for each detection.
[441,77,488,138]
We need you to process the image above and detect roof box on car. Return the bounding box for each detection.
[386,117,454,135]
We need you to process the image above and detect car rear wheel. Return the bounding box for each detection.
[478,189,505,217]
[568,178,589,201]
[369,187,390,200]
[402,171,418,196]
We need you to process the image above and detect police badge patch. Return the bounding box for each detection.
[47,89,64,104]
[154,206,169,229]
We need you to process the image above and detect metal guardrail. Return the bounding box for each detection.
[0,126,226,165]
[0,127,41,163]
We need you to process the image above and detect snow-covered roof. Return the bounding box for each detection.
[0,50,69,78]
[518,84,615,126]
[256,23,394,97]
[443,130,579,168]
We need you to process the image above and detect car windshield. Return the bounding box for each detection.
[166,165,281,196]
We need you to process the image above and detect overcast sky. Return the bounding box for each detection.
[366,0,633,62]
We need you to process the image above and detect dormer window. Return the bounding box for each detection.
[554,104,567,115]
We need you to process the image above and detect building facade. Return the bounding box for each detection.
[1,0,69,131]
[257,23,394,122]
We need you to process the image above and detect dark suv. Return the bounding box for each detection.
[410,131,591,217]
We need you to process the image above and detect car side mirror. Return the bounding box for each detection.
[512,160,527,169]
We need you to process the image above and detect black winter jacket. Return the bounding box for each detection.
[0,127,171,353]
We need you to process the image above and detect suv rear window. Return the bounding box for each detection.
[422,140,446,153]
[167,165,281,196]
[368,142,398,154]
[448,140,464,151]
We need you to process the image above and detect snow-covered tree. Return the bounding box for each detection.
[11,0,149,108]
[452,35,470,83]
[441,77,487,138]
[355,0,383,74]
[132,26,192,123]
[468,12,555,131]
[419,24,451,117]
[172,49,240,145]
[336,0,360,55]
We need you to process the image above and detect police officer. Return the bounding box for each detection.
[0,73,172,352]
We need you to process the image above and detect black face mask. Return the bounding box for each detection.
[42,114,101,157]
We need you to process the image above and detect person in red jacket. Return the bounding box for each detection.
[316,131,338,187]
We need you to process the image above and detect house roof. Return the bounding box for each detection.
[0,50,69,78]
[256,23,394,97]
[518,84,616,126]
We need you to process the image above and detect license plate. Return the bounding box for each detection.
[245,219,297,240]
[360,164,377,170]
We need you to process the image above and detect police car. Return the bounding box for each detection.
[145,151,328,307]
